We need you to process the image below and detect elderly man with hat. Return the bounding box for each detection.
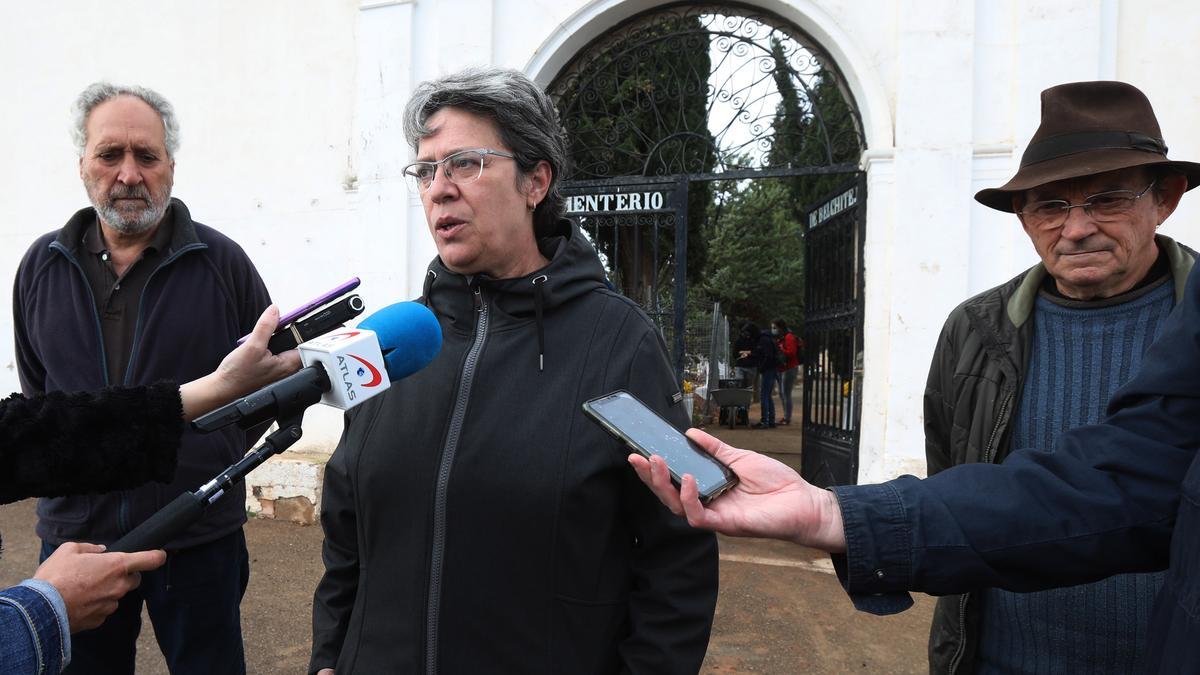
[923,81,1197,673]
[626,80,1200,673]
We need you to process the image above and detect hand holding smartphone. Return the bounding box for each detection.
[238,278,363,353]
[583,390,738,503]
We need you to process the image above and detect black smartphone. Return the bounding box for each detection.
[583,390,738,503]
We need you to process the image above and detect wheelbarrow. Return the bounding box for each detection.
[709,387,753,430]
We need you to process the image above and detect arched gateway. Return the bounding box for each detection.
[548,3,867,485]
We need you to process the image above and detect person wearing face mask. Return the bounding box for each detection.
[771,319,801,426]
[753,322,780,428]
[309,67,718,675]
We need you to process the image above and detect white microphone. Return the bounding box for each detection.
[298,327,391,409]
[107,301,442,553]
[193,301,442,430]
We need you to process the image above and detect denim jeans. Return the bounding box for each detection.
[735,366,756,390]
[43,528,249,675]
[779,366,798,422]
[759,370,776,424]
[0,581,68,675]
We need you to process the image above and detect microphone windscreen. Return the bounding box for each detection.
[358,301,442,381]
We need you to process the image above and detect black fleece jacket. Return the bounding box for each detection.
[12,199,270,550]
[310,220,718,674]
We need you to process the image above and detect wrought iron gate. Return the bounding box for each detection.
[801,175,866,487]
[561,176,690,378]
[549,4,869,474]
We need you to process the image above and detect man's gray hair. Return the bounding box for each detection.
[71,82,180,158]
[403,67,568,237]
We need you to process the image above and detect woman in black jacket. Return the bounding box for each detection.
[310,68,718,675]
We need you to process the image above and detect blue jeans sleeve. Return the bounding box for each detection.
[824,262,1200,608]
[0,582,69,674]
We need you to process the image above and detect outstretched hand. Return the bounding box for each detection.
[628,428,847,552]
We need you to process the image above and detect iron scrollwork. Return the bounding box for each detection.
[548,3,865,180]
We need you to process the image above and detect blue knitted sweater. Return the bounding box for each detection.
[977,279,1173,674]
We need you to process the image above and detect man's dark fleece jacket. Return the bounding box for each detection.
[12,198,269,550]
[310,219,719,674]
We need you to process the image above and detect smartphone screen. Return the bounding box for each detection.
[584,390,738,502]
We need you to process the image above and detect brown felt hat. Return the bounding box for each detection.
[975,81,1200,212]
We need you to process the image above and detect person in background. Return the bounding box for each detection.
[2,306,299,675]
[733,322,760,390]
[772,319,801,426]
[310,67,718,675]
[754,323,779,428]
[12,82,274,674]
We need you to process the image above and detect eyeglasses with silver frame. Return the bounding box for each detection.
[1018,180,1157,230]
[402,148,516,193]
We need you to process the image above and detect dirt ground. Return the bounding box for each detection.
[0,388,935,674]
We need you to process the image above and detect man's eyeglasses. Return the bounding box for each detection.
[1018,181,1157,230]
[402,148,515,193]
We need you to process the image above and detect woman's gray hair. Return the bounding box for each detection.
[71,82,180,158]
[403,67,569,237]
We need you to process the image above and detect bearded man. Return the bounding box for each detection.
[11,82,272,675]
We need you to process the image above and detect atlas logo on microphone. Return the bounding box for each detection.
[338,354,384,401]
[300,327,391,408]
[193,300,441,433]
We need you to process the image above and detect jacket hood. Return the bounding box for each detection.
[421,219,610,371]
[488,218,610,316]
[423,219,607,318]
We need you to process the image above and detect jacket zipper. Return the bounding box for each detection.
[425,284,488,675]
[948,389,1013,674]
[122,244,204,385]
[981,390,1012,465]
[948,593,970,675]
[47,240,203,535]
[48,242,110,386]
[49,242,124,533]
[118,244,203,533]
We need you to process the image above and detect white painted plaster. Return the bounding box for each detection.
[244,454,325,519]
